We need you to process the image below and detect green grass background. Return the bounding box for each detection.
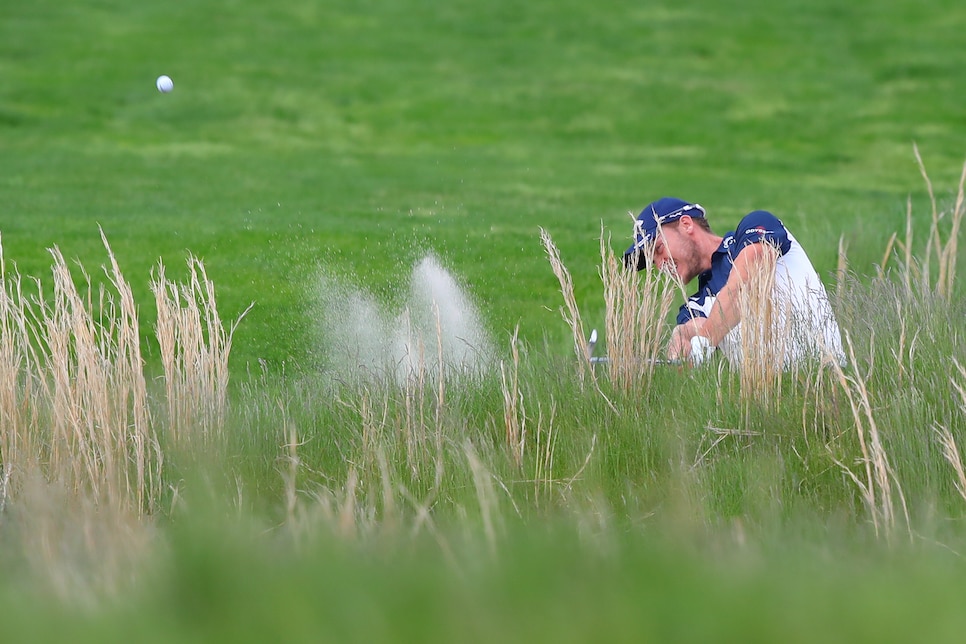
[3,0,966,640]
[3,0,965,369]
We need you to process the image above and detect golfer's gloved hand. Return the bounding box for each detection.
[689,335,715,366]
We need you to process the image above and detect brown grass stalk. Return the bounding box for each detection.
[433,302,446,467]
[540,227,590,381]
[152,255,251,446]
[500,326,525,468]
[940,159,966,297]
[464,440,500,559]
[735,244,787,405]
[835,234,849,309]
[891,146,966,299]
[100,228,159,513]
[0,232,250,601]
[401,322,427,478]
[940,360,966,504]
[40,239,161,515]
[0,240,48,492]
[599,226,676,392]
[827,333,910,541]
[395,302,447,483]
[1,237,152,514]
[532,398,557,509]
[913,143,939,285]
[934,425,966,505]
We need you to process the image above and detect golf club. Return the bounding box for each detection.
[586,329,680,366]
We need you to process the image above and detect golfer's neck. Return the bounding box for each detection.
[697,234,724,274]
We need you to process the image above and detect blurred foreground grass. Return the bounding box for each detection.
[3,515,966,643]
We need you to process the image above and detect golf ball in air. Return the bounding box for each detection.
[156,75,174,93]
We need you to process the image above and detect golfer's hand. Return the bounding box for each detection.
[668,319,707,361]
[689,335,715,366]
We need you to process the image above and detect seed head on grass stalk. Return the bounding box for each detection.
[938,360,966,505]
[42,237,163,516]
[733,242,789,408]
[464,440,501,561]
[885,147,966,299]
[827,333,911,542]
[390,302,449,484]
[914,147,966,300]
[0,235,160,513]
[599,224,676,392]
[934,425,966,506]
[500,326,525,469]
[540,227,590,382]
[100,227,158,513]
[152,255,252,448]
[0,237,49,492]
[532,397,558,510]
[0,233,168,602]
[0,230,260,603]
[540,228,618,411]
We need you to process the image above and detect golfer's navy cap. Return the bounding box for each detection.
[623,197,706,269]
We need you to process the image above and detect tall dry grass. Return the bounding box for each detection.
[827,335,911,541]
[598,226,677,392]
[0,232,246,600]
[540,227,592,382]
[880,145,966,299]
[733,243,789,405]
[828,151,966,538]
[269,297,614,562]
[0,232,162,517]
[152,255,251,447]
[938,360,966,505]
[541,225,676,393]
[501,326,525,468]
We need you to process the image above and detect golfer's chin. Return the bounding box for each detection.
[659,264,680,280]
[663,266,696,288]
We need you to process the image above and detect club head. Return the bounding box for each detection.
[590,356,679,366]
[586,329,679,366]
[587,328,598,359]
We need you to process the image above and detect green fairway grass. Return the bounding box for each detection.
[3,0,965,369]
[3,0,966,640]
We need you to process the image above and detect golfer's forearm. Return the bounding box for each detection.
[703,288,741,346]
[701,243,775,347]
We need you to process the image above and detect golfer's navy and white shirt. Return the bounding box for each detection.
[678,210,844,365]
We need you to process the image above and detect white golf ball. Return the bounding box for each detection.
[156,75,174,93]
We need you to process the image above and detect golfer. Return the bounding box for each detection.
[624,197,844,366]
